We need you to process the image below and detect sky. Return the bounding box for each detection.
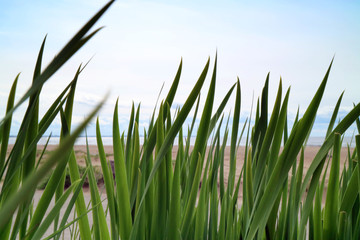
[1,0,360,138]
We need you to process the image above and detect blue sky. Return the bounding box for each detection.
[1,0,360,137]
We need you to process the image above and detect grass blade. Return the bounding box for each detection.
[113,99,132,240]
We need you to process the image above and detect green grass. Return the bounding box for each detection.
[1,0,360,239]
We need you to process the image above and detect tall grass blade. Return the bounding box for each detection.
[85,134,110,240]
[0,75,18,171]
[323,133,341,239]
[228,79,241,193]
[113,99,132,240]
[96,118,118,239]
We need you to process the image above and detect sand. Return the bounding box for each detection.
[35,144,352,186]
[6,143,352,195]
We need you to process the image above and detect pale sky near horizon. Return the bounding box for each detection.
[1,0,359,137]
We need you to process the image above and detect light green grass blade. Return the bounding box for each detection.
[166,142,181,240]
[113,99,132,240]
[165,105,173,205]
[150,103,167,239]
[325,92,344,138]
[182,153,203,239]
[245,148,254,213]
[0,75,18,171]
[209,151,219,240]
[195,170,208,240]
[228,79,241,193]
[313,185,323,240]
[323,133,341,239]
[298,155,326,240]
[85,134,110,240]
[338,211,347,240]
[125,102,135,184]
[96,118,118,239]
[130,121,140,208]
[252,73,269,156]
[340,164,359,213]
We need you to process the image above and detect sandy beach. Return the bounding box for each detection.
[6,143,352,192]
[31,144,352,195]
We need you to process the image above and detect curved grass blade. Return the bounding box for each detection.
[227,79,241,193]
[325,92,344,138]
[0,74,18,171]
[0,1,114,127]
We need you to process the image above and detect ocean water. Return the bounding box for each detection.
[8,135,356,147]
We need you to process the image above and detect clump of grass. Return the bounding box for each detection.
[89,52,360,240]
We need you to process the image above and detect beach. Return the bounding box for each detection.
[31,144,351,194]
[6,144,351,191]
